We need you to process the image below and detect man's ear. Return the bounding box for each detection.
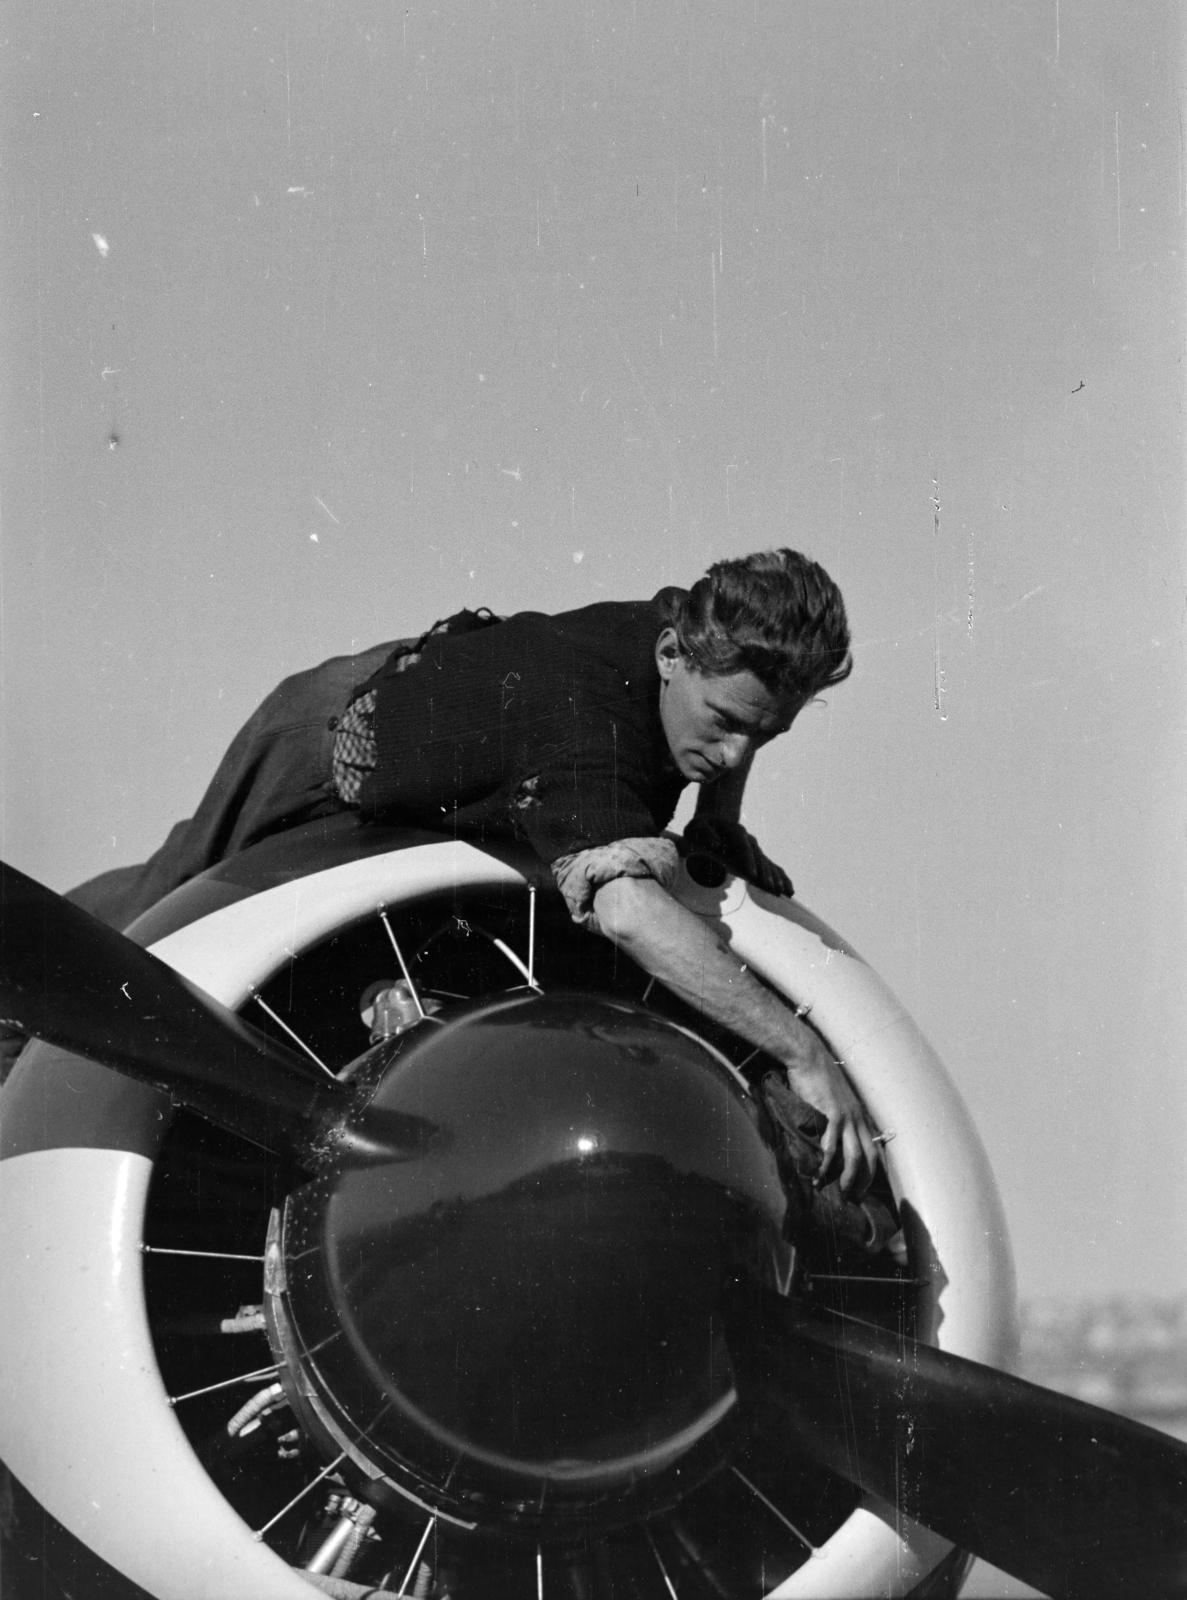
[655,627,682,681]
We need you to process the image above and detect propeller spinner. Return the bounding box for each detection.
[266,991,793,1534]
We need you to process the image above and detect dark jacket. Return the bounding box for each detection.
[67,591,688,932]
[359,592,686,863]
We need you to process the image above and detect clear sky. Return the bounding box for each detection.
[2,2,1183,1301]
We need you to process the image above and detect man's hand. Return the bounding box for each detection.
[683,815,793,898]
[591,876,879,1196]
[780,1019,877,1197]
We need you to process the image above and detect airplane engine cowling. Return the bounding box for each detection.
[0,825,1016,1598]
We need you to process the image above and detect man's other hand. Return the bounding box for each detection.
[683,816,793,898]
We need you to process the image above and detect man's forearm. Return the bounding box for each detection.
[591,874,814,1072]
[592,874,877,1193]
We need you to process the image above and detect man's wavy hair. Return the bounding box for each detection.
[665,549,852,700]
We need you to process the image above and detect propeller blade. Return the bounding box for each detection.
[0,858,348,1162]
[722,1282,1187,1599]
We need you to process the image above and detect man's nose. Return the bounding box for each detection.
[718,733,751,769]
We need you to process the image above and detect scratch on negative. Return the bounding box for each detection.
[1002,584,1047,613]
[846,1014,910,1055]
[931,483,946,719]
[314,497,340,525]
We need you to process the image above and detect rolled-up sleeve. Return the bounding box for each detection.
[550,835,681,927]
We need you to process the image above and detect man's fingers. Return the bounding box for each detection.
[816,1116,877,1195]
[838,1123,863,1195]
[856,1122,879,1198]
[755,850,792,898]
[817,1122,840,1187]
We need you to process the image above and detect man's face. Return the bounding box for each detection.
[655,628,804,783]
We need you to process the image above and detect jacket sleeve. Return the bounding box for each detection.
[507,750,666,866]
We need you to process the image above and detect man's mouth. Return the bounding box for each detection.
[691,755,723,780]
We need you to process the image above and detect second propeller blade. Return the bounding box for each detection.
[723,1280,1187,1600]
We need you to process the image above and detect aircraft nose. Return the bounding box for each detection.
[270,990,793,1534]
